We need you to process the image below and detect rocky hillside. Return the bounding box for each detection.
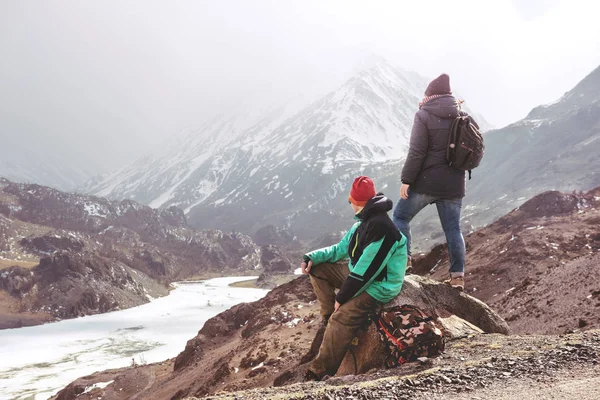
[0,178,263,329]
[413,187,600,334]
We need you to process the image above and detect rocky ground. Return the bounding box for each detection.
[197,330,600,400]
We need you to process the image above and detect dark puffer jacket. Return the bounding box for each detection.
[401,95,474,199]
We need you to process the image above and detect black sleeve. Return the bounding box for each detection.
[335,277,363,305]
[401,112,429,185]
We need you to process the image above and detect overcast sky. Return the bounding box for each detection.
[1,0,599,174]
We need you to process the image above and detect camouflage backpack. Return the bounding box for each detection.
[374,304,445,367]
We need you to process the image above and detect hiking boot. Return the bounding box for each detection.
[304,369,321,382]
[444,276,465,291]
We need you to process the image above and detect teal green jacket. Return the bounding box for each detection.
[304,195,407,304]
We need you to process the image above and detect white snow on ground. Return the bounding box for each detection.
[82,380,114,394]
[582,134,600,146]
[251,362,264,371]
[83,202,107,218]
[286,318,302,328]
[0,277,268,400]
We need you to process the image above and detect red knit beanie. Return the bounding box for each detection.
[348,176,376,207]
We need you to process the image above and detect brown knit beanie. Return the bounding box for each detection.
[425,73,452,96]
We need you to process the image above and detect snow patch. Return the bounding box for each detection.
[82,380,114,394]
[286,318,302,328]
[251,362,264,370]
[83,202,107,218]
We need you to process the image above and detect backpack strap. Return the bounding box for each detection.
[377,317,408,350]
[447,117,461,166]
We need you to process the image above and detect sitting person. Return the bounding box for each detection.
[301,176,408,381]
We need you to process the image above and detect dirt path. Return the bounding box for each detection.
[434,364,600,400]
[130,366,156,400]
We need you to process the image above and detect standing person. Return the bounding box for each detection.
[301,176,408,381]
[393,73,478,291]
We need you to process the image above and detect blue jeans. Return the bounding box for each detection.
[392,190,465,274]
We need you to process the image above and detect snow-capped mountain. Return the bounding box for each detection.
[83,93,314,206]
[85,61,437,236]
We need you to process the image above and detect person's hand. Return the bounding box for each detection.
[301,260,313,275]
[334,301,341,313]
[400,183,410,200]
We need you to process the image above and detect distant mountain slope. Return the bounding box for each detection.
[462,64,600,228]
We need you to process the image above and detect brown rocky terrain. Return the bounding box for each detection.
[0,178,266,328]
[412,187,600,334]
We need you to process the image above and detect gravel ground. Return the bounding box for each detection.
[195,331,600,400]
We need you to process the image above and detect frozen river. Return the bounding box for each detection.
[0,277,268,400]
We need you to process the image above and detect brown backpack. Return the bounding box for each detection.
[447,115,485,179]
[374,304,445,367]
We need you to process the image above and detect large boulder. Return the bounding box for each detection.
[260,245,294,274]
[336,274,509,375]
[20,231,85,255]
[0,265,35,295]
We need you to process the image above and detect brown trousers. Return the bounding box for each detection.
[308,262,380,378]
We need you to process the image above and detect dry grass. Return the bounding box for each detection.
[0,290,21,313]
[0,258,38,270]
[0,191,19,206]
[179,272,224,282]
[229,278,259,288]
[229,275,299,289]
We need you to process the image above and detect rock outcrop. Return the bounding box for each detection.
[255,245,295,288]
[0,250,168,326]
